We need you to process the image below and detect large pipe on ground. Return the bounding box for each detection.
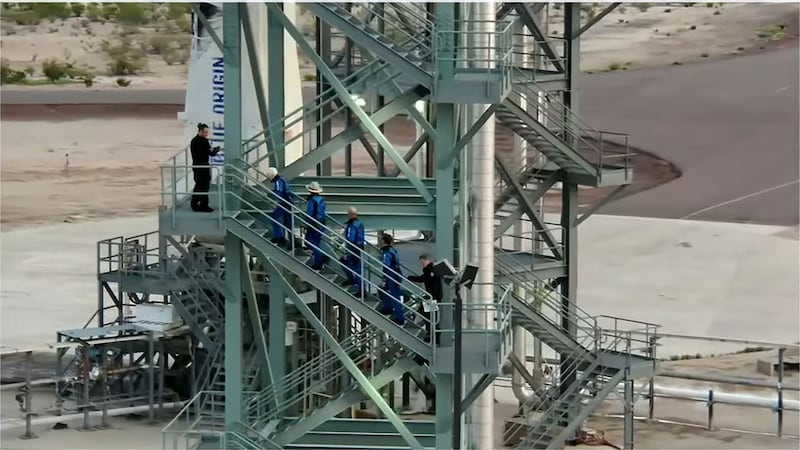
[0,402,182,431]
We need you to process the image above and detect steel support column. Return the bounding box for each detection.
[558,182,578,415]
[222,4,242,425]
[269,3,433,203]
[224,235,244,425]
[240,6,274,166]
[267,261,286,404]
[267,3,285,169]
[434,3,457,448]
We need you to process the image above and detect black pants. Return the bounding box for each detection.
[191,168,211,209]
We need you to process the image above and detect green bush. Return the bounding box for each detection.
[1,60,27,84]
[71,2,85,17]
[167,3,191,20]
[31,3,71,19]
[86,4,101,21]
[175,15,191,33]
[41,58,69,82]
[108,53,146,75]
[117,3,147,24]
[163,49,189,65]
[102,3,119,19]
[6,9,40,25]
[116,77,131,87]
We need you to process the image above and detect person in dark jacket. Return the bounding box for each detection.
[379,234,405,325]
[190,123,220,212]
[340,207,365,293]
[266,166,293,246]
[407,254,442,343]
[305,181,327,270]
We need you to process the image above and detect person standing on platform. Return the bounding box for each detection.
[379,234,405,325]
[407,253,442,343]
[190,123,220,212]
[305,181,327,270]
[266,167,293,247]
[341,207,365,293]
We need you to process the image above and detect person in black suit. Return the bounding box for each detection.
[190,123,220,212]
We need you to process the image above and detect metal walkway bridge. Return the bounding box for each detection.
[58,3,660,450]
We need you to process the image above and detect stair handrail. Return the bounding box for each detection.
[227,163,435,306]
[518,331,633,448]
[244,326,389,427]
[510,67,632,170]
[241,11,436,168]
[237,162,430,281]
[325,2,434,52]
[494,218,565,260]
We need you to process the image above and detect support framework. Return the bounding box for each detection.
[58,3,660,450]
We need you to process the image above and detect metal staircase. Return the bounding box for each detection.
[243,313,427,446]
[225,164,436,361]
[498,70,633,186]
[306,3,434,89]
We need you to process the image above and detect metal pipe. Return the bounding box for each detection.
[470,2,496,448]
[1,402,183,432]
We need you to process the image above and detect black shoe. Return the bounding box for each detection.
[392,318,406,326]
[192,205,214,213]
[378,308,392,315]
[341,280,355,287]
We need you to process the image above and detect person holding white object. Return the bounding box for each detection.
[190,123,220,212]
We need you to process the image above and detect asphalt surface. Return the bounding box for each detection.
[2,45,798,226]
[578,44,799,226]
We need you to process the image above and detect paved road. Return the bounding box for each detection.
[2,46,798,225]
[579,45,799,226]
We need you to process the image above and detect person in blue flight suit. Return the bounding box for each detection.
[305,181,327,269]
[266,167,293,246]
[379,233,405,325]
[340,206,365,292]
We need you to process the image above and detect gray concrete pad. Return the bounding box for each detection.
[2,213,796,357]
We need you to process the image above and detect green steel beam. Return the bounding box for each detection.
[267,260,286,406]
[495,156,564,261]
[433,5,457,448]
[511,3,565,73]
[267,3,285,169]
[575,185,627,226]
[241,249,274,394]
[240,6,275,166]
[460,373,498,412]
[223,4,243,426]
[268,3,434,203]
[265,260,424,450]
[192,4,227,59]
[224,234,244,425]
[330,97,380,165]
[575,3,621,38]
[281,86,429,180]
[386,132,429,178]
[493,171,560,238]
[452,104,499,157]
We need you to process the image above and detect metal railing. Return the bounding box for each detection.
[518,332,635,448]
[433,18,514,97]
[510,34,568,72]
[159,164,226,229]
[225,163,435,313]
[510,69,632,180]
[494,217,565,260]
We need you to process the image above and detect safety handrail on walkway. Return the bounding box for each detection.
[226,163,434,303]
[235,162,428,279]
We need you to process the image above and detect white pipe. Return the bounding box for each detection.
[646,385,800,411]
[0,401,182,431]
[470,3,496,449]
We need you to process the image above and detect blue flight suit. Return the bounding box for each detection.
[305,194,327,268]
[271,175,293,243]
[379,245,405,324]
[342,217,365,289]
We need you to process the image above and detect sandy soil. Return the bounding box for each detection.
[1,3,797,90]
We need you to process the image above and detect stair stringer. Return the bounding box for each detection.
[273,357,420,446]
[227,219,433,361]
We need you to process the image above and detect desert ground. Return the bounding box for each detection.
[1,2,798,230]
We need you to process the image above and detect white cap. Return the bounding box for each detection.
[306,181,323,194]
[266,167,278,180]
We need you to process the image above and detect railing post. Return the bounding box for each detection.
[707,389,714,431]
[648,336,657,420]
[19,351,37,440]
[777,347,784,437]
